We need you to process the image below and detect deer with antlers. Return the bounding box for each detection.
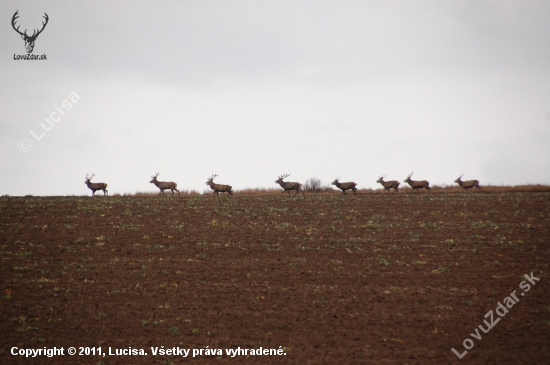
[84,173,108,196]
[454,174,480,191]
[206,174,233,196]
[404,173,431,193]
[12,11,49,54]
[275,174,305,197]
[376,175,400,194]
[331,177,357,195]
[150,172,180,195]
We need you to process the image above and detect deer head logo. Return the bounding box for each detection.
[12,11,49,54]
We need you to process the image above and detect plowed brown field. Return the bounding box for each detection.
[1,193,549,364]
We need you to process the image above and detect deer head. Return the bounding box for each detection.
[275,173,290,184]
[12,11,49,54]
[85,173,95,184]
[331,176,341,185]
[150,172,160,183]
[206,174,218,185]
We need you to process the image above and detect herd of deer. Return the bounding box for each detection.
[84,173,481,197]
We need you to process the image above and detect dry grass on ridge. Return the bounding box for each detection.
[129,184,550,197]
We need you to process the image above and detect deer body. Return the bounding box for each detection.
[206,174,232,196]
[331,178,357,195]
[150,173,179,195]
[404,173,431,193]
[275,174,305,197]
[376,176,400,193]
[454,175,480,191]
[84,174,108,196]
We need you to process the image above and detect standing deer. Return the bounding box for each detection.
[84,173,108,196]
[206,174,233,196]
[376,175,400,194]
[150,172,180,195]
[331,177,357,195]
[404,173,431,193]
[275,173,305,197]
[454,174,480,191]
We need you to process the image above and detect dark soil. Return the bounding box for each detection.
[1,193,549,364]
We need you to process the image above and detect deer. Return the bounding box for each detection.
[150,172,180,195]
[404,172,431,193]
[206,174,233,196]
[275,173,305,197]
[12,11,49,54]
[376,175,400,194]
[454,174,480,191]
[84,173,108,196]
[331,177,357,195]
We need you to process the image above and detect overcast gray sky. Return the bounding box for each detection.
[1,1,549,196]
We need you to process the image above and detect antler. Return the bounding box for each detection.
[278,173,290,180]
[151,172,160,178]
[208,174,218,181]
[459,173,464,179]
[85,173,95,180]
[11,11,48,39]
[11,11,26,37]
[31,13,49,39]
[408,172,414,178]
